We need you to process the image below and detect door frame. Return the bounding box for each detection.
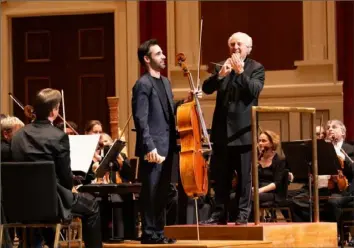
[1,1,139,156]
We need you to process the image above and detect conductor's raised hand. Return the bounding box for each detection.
[218,58,232,78]
[230,53,244,74]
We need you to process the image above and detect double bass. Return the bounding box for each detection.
[175,19,212,199]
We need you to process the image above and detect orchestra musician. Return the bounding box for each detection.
[56,120,79,135]
[316,125,326,140]
[201,32,265,225]
[0,115,24,246]
[10,88,102,248]
[85,120,103,135]
[1,116,24,162]
[248,130,287,220]
[324,120,354,242]
[132,39,193,244]
[83,120,104,184]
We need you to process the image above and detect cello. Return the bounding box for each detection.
[175,19,212,200]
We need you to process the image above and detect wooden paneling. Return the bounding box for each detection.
[78,28,104,60]
[78,74,107,129]
[200,1,303,71]
[25,77,51,111]
[258,112,289,154]
[25,30,51,62]
[12,13,115,134]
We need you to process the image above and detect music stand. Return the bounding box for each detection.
[95,139,126,178]
[95,139,126,243]
[303,139,340,175]
[281,140,310,183]
[282,139,340,222]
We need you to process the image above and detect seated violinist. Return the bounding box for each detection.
[316,125,326,140]
[56,120,79,135]
[91,132,133,184]
[248,130,287,220]
[324,120,354,243]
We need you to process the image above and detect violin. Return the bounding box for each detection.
[327,136,349,192]
[9,92,79,134]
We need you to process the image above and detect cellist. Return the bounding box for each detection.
[325,120,354,237]
[131,39,196,244]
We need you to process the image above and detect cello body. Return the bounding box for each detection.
[177,100,208,197]
[175,53,211,198]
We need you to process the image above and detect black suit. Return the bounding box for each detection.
[1,140,12,162]
[11,120,102,248]
[132,73,179,240]
[327,142,354,223]
[202,57,265,221]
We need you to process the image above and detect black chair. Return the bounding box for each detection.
[259,169,292,222]
[338,200,354,248]
[0,161,82,247]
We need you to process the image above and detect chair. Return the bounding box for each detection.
[338,200,354,248]
[0,161,82,248]
[259,169,292,222]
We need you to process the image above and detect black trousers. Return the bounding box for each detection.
[71,193,102,248]
[139,152,173,239]
[210,145,252,221]
[327,191,354,223]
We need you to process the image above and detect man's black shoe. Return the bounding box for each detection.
[141,237,169,244]
[165,237,177,244]
[199,217,227,225]
[235,219,248,225]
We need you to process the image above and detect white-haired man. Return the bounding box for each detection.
[324,120,354,244]
[1,115,24,161]
[201,32,265,225]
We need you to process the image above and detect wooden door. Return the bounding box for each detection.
[12,13,115,134]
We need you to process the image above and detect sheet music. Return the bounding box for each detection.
[69,134,100,173]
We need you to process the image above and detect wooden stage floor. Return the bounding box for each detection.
[60,240,272,248]
[59,222,337,247]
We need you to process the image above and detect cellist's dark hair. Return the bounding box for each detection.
[138,39,159,67]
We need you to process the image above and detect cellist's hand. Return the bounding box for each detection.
[184,88,202,103]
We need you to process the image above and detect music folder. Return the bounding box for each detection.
[282,139,339,182]
[95,139,126,178]
[69,134,100,176]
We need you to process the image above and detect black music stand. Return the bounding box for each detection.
[95,139,126,243]
[282,139,339,222]
[95,139,126,178]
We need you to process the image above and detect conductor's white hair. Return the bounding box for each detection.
[228,32,253,55]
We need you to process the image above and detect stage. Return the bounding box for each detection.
[60,240,272,248]
[59,222,337,247]
[165,222,337,247]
